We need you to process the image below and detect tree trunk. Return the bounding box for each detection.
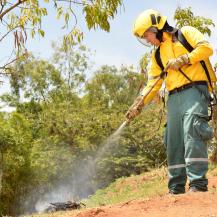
[210,106,217,163]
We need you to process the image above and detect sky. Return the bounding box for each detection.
[26,0,217,66]
[0,0,217,98]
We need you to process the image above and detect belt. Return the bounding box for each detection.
[169,81,207,96]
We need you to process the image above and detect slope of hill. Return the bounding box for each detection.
[28,165,217,217]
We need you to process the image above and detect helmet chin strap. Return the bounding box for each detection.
[156,30,163,42]
[155,21,177,42]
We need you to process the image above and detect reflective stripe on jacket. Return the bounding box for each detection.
[142,26,217,105]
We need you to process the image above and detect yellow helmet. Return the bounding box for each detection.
[133,9,167,38]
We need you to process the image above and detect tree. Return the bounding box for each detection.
[52,40,91,94]
[0,0,123,75]
[174,7,215,36]
[0,112,33,215]
[1,41,92,106]
[85,65,144,109]
[8,55,63,101]
[0,59,167,215]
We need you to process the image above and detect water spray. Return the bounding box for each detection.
[34,72,166,214]
[35,120,129,214]
[113,120,129,137]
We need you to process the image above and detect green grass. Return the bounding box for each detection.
[82,166,168,207]
[77,163,217,208]
[208,163,217,176]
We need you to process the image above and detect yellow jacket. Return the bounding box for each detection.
[142,26,217,105]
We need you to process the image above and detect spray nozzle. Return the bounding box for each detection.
[125,119,131,124]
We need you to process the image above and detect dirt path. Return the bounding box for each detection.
[65,177,217,217]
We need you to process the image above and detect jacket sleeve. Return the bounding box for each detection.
[181,26,213,64]
[141,51,163,105]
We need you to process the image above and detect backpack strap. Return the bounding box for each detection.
[175,30,193,52]
[175,29,213,89]
[154,47,164,71]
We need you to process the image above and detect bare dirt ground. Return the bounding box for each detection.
[67,177,217,217]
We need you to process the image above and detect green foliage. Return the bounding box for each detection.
[83,0,122,31]
[174,7,215,36]
[0,49,166,215]
[0,0,123,74]
[138,52,150,91]
[8,56,63,101]
[86,65,144,108]
[52,41,91,92]
[0,112,33,214]
[139,53,150,75]
[1,0,123,42]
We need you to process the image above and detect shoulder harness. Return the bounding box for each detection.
[154,29,217,120]
[154,29,213,89]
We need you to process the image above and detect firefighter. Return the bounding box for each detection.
[126,9,217,194]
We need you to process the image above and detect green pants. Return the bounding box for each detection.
[165,85,213,193]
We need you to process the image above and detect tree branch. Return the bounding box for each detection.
[0,25,20,42]
[0,0,27,20]
[54,0,89,6]
[0,1,5,14]
[69,0,77,26]
[0,57,19,71]
[7,1,33,10]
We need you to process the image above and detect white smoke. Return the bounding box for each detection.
[34,121,127,213]
[35,186,75,213]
